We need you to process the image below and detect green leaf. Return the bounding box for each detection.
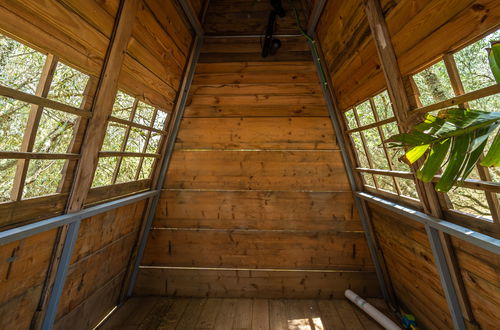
[435,133,472,192]
[489,41,500,83]
[417,138,451,182]
[481,130,500,167]
[402,144,430,165]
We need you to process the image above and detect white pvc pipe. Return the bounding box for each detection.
[345,289,401,330]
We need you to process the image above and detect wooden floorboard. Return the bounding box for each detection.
[100,297,398,329]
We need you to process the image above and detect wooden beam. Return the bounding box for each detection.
[363,0,473,326]
[0,84,91,118]
[0,152,79,159]
[10,54,59,201]
[33,1,140,328]
[109,116,167,134]
[66,0,139,213]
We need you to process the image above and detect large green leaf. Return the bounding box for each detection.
[488,41,500,83]
[402,144,430,164]
[435,133,472,192]
[481,130,500,167]
[416,139,451,182]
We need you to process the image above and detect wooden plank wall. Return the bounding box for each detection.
[0,0,193,328]
[134,35,380,299]
[203,0,301,35]
[316,0,500,328]
[54,201,147,329]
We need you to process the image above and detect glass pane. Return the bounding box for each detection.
[0,97,30,151]
[146,132,161,154]
[363,128,389,169]
[344,109,357,129]
[413,60,454,107]
[355,100,375,126]
[362,173,376,187]
[454,29,500,94]
[396,178,420,200]
[372,90,394,120]
[0,159,16,202]
[138,157,154,180]
[23,159,65,199]
[350,132,370,168]
[0,34,46,94]
[111,91,135,120]
[33,108,77,153]
[116,157,140,183]
[125,127,148,153]
[448,187,492,220]
[92,157,118,187]
[374,175,397,194]
[47,62,89,107]
[134,101,155,126]
[153,110,168,130]
[102,122,126,151]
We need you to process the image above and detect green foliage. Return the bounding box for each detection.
[487,41,500,83]
[386,109,500,192]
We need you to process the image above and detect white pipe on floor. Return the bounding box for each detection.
[345,289,401,330]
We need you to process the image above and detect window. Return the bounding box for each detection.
[411,29,500,222]
[0,33,91,202]
[92,91,169,188]
[344,90,420,204]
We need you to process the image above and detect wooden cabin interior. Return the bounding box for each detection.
[0,0,499,329]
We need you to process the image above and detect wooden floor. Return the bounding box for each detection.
[100,297,397,329]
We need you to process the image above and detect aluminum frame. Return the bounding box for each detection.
[307,36,393,305]
[356,191,500,255]
[0,190,157,247]
[426,225,467,330]
[126,34,204,297]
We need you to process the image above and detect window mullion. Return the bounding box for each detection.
[112,98,139,184]
[134,107,158,180]
[443,53,500,224]
[10,54,59,201]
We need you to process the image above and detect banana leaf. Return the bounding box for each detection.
[385,108,500,192]
[488,41,500,83]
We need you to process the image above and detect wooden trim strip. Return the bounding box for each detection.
[98,151,160,158]
[0,152,80,159]
[0,84,91,118]
[108,116,166,134]
[10,54,59,201]
[346,117,397,133]
[406,84,500,124]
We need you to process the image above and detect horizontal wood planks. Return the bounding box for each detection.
[54,200,147,328]
[451,237,500,329]
[203,0,301,36]
[368,203,453,329]
[0,229,58,329]
[142,229,371,270]
[102,297,393,329]
[136,268,380,299]
[137,36,378,299]
[154,190,362,231]
[316,0,500,111]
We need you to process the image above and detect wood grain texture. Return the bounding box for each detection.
[368,203,453,329]
[102,297,392,329]
[0,230,57,329]
[142,229,371,270]
[154,190,361,231]
[175,117,336,150]
[451,237,500,330]
[165,150,350,191]
[134,268,380,299]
